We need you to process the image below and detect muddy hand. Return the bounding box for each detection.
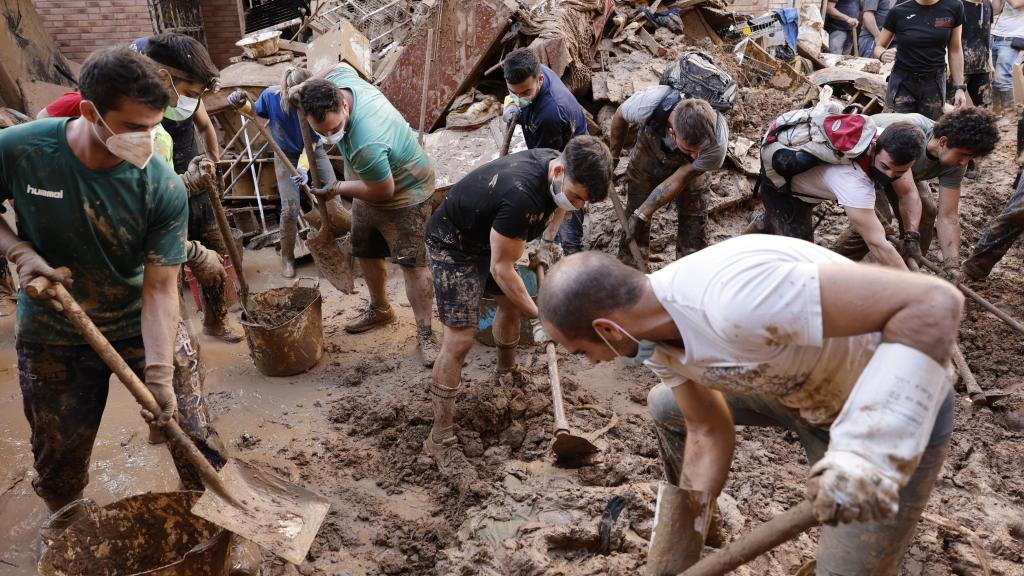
[806,451,899,525]
[531,319,553,347]
[900,231,923,268]
[227,90,254,117]
[310,181,340,200]
[186,240,228,286]
[140,363,178,427]
[6,243,72,311]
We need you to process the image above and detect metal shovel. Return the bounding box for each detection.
[26,276,330,565]
[536,267,599,461]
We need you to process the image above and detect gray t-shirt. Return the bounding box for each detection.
[871,112,967,189]
[619,85,729,172]
[860,0,895,41]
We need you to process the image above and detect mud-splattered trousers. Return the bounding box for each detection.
[621,132,709,261]
[274,143,336,260]
[187,191,233,331]
[17,317,228,504]
[647,383,953,575]
[964,175,1024,278]
[885,67,947,121]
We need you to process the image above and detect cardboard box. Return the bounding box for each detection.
[307,19,373,81]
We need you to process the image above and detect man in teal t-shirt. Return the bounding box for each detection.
[297,65,439,366]
[0,47,221,541]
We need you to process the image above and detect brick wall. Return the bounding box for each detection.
[32,0,153,63]
[201,0,243,68]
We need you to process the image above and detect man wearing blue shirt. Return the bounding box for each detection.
[503,49,589,254]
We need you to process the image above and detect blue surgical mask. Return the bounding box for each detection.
[595,320,657,366]
[164,81,200,121]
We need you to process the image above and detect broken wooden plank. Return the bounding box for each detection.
[637,28,666,57]
[277,39,308,54]
[379,0,516,131]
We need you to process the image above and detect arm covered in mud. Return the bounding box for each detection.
[891,173,922,233]
[671,380,735,495]
[608,107,630,161]
[635,163,700,221]
[489,229,539,317]
[844,206,907,270]
[934,185,962,273]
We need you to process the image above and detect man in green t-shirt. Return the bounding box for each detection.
[0,48,224,542]
[297,66,439,366]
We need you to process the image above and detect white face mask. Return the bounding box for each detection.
[511,93,533,108]
[93,114,156,169]
[595,319,658,366]
[317,128,345,146]
[550,172,578,212]
[164,81,200,121]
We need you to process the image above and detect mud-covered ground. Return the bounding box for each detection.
[2,82,1024,576]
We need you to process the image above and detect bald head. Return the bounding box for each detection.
[538,251,647,343]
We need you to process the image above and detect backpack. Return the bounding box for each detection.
[760,99,877,187]
[659,51,738,112]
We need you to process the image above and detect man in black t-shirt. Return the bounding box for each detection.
[423,136,612,477]
[950,0,993,106]
[874,0,967,119]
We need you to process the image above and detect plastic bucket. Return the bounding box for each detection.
[38,491,231,576]
[241,277,324,377]
[476,265,539,346]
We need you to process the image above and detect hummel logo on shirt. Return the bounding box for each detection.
[26,185,63,199]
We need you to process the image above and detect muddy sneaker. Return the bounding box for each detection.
[344,303,396,334]
[424,434,475,478]
[280,256,296,280]
[417,325,439,367]
[204,320,244,343]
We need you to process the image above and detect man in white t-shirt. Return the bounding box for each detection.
[537,236,961,573]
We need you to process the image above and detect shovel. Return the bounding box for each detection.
[26,276,330,564]
[536,267,600,461]
[230,97,355,293]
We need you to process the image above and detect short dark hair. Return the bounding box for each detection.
[563,136,613,202]
[672,99,717,148]
[876,121,926,165]
[80,47,169,115]
[298,79,342,123]
[502,48,540,85]
[142,33,219,90]
[934,107,1000,157]
[539,252,646,343]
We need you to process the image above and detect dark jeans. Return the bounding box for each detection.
[648,383,954,575]
[964,175,1024,279]
[886,67,947,121]
[187,193,231,329]
[556,210,585,255]
[17,330,226,504]
[753,176,815,241]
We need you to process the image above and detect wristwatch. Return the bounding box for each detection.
[953,84,967,92]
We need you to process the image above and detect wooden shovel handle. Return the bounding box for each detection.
[678,501,818,576]
[919,258,1024,337]
[535,266,570,433]
[26,275,240,506]
[608,188,648,273]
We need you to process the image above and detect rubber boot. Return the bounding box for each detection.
[201,281,243,343]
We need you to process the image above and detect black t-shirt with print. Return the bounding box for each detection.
[960,0,993,73]
[884,0,965,72]
[427,149,559,261]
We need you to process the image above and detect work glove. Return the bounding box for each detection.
[529,238,563,272]
[186,241,227,286]
[502,104,518,124]
[310,181,340,200]
[141,363,177,428]
[899,230,923,268]
[5,242,72,311]
[290,168,309,188]
[531,318,553,347]
[227,90,251,112]
[182,155,216,195]
[941,257,962,284]
[627,211,647,242]
[806,451,900,525]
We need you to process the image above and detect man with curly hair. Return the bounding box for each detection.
[834,108,999,280]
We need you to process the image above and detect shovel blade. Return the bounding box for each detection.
[552,431,599,461]
[306,229,355,293]
[191,460,330,565]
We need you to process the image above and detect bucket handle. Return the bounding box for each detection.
[293,276,321,290]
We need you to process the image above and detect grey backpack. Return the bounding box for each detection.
[659,51,737,112]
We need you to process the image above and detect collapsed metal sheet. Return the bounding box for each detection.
[379,0,517,132]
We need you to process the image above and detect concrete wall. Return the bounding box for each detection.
[32,0,152,62]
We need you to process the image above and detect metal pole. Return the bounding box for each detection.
[240,116,268,233]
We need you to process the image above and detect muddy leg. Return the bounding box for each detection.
[492,296,521,376]
[675,174,708,258]
[964,178,1024,280]
[426,325,477,476]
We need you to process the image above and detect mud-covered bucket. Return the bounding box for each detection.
[477,265,538,346]
[38,491,231,576]
[241,277,323,377]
